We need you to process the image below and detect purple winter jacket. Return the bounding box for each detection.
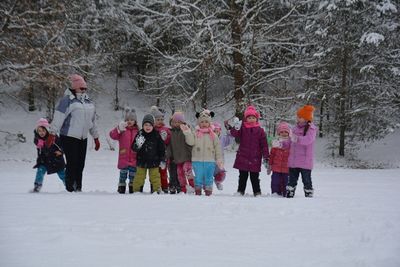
[288,122,317,170]
[230,125,269,172]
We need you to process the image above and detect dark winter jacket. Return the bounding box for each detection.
[132,129,165,168]
[33,131,65,174]
[167,127,193,164]
[230,125,269,172]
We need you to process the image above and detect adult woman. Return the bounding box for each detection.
[49,74,100,192]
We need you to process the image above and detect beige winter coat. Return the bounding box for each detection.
[183,129,222,163]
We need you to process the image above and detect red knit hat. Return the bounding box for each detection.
[244,105,260,119]
[297,105,315,121]
[70,74,87,90]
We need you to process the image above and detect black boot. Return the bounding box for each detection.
[304,188,314,198]
[32,183,42,193]
[128,183,133,194]
[118,184,126,194]
[286,186,296,198]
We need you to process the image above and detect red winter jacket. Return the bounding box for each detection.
[269,147,290,174]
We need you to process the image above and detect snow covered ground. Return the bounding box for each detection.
[1,150,400,267]
[1,83,400,266]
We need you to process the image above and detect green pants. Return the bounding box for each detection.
[133,167,161,193]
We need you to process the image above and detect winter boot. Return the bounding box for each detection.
[286,186,296,198]
[216,182,223,191]
[254,191,261,197]
[205,189,212,196]
[195,187,202,195]
[32,183,42,193]
[304,188,314,198]
[128,183,133,194]
[169,186,176,194]
[118,184,126,194]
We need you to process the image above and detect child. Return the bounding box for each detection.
[32,118,65,192]
[287,105,318,198]
[182,110,223,196]
[131,114,166,193]
[166,111,195,194]
[267,122,291,196]
[151,106,171,193]
[109,107,139,194]
[212,121,234,190]
[227,106,269,196]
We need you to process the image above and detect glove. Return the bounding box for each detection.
[118,121,127,132]
[46,134,56,148]
[37,139,45,149]
[159,161,166,170]
[94,138,100,151]
[272,139,281,148]
[180,124,190,133]
[233,117,241,130]
[267,167,272,175]
[135,135,146,149]
[262,159,269,169]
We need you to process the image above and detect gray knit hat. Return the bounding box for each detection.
[142,114,155,126]
[124,107,137,121]
[150,106,164,119]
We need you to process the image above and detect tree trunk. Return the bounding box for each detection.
[28,83,35,111]
[114,64,119,111]
[230,0,245,118]
[339,47,348,157]
[319,97,324,138]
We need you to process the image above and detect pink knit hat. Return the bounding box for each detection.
[172,111,185,123]
[212,122,222,130]
[70,74,87,90]
[244,105,260,119]
[277,122,290,134]
[36,118,50,131]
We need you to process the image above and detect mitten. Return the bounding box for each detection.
[290,134,298,143]
[233,117,241,130]
[180,124,190,133]
[159,161,166,170]
[135,135,146,149]
[118,121,127,132]
[262,159,269,169]
[272,139,281,148]
[94,138,100,151]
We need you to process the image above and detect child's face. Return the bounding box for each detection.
[297,116,306,124]
[199,120,210,129]
[126,119,136,127]
[143,122,154,133]
[246,116,257,123]
[279,131,289,138]
[171,120,182,128]
[37,127,47,138]
[155,117,164,127]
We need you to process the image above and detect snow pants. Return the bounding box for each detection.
[192,161,216,191]
[271,172,288,196]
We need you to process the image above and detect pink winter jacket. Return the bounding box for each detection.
[109,126,139,169]
[288,122,317,170]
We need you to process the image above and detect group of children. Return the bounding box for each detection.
[32,104,317,198]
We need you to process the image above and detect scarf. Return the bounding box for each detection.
[195,126,216,141]
[243,121,260,128]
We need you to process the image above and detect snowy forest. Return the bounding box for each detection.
[1,0,399,156]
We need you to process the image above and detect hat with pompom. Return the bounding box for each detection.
[123,107,137,121]
[36,118,50,131]
[244,105,260,119]
[150,106,164,119]
[69,74,87,90]
[212,122,222,130]
[172,111,185,123]
[297,105,315,121]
